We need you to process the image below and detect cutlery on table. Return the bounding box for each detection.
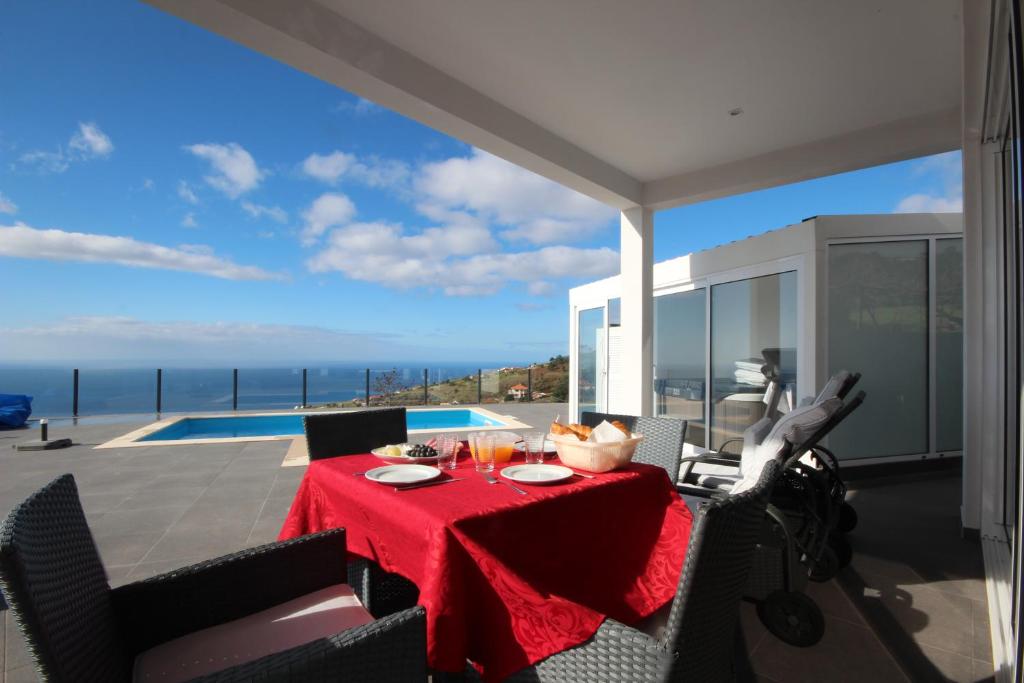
[571,471,596,479]
[393,477,464,492]
[482,472,528,495]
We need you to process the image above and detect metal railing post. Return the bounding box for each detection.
[477,369,483,404]
[365,368,370,406]
[423,368,429,405]
[527,367,533,401]
[302,368,308,408]
[233,369,238,411]
[156,368,162,414]
[72,368,79,417]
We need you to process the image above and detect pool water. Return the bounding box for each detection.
[138,409,506,441]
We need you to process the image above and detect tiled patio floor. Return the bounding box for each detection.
[0,408,992,682]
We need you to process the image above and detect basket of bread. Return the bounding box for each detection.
[547,419,644,473]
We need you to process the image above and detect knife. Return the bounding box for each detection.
[394,477,464,492]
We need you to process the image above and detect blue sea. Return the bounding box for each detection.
[0,364,511,418]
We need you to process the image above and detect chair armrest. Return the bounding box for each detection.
[113,529,348,653]
[189,606,427,683]
[716,437,745,454]
[679,454,742,468]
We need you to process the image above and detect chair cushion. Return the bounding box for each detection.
[814,371,852,403]
[133,583,373,683]
[696,473,742,490]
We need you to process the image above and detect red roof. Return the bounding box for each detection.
[509,384,528,390]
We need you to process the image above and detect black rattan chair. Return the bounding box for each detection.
[303,407,419,618]
[303,408,408,461]
[580,412,688,483]
[495,461,779,682]
[0,474,426,683]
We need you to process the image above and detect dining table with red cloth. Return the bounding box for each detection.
[278,452,692,680]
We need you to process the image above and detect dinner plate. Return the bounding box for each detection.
[500,464,574,485]
[370,444,439,465]
[512,440,556,454]
[364,464,440,485]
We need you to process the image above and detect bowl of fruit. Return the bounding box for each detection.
[370,442,440,464]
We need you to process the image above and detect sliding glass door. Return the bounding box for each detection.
[576,307,605,417]
[654,289,707,447]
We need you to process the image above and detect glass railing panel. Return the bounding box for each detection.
[0,367,74,418]
[79,369,157,416]
[936,238,964,453]
[236,368,303,412]
[162,369,233,413]
[307,367,369,408]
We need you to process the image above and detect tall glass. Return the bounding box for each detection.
[437,432,459,470]
[471,433,495,472]
[522,431,547,465]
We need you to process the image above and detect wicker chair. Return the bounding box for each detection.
[495,461,779,682]
[302,407,420,618]
[580,412,688,483]
[0,474,426,682]
[303,407,408,461]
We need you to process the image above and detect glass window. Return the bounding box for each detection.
[828,241,929,458]
[935,238,964,452]
[654,289,707,447]
[709,272,798,450]
[607,297,621,327]
[577,307,605,418]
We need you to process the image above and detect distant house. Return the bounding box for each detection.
[507,383,528,400]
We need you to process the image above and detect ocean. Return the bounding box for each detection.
[0,364,507,418]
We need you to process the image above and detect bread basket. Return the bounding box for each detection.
[546,432,644,473]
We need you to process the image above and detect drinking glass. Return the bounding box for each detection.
[437,432,459,470]
[472,433,495,472]
[522,431,547,465]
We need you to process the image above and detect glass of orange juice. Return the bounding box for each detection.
[471,433,495,472]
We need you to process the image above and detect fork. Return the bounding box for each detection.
[482,471,528,495]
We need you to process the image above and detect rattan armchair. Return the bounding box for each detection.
[0,474,426,682]
[580,412,688,483]
[494,461,779,682]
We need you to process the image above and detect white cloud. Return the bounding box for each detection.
[302,151,355,184]
[142,178,155,191]
[894,193,963,213]
[241,201,288,223]
[0,191,17,215]
[18,122,115,173]
[415,148,615,244]
[527,280,555,296]
[68,122,113,158]
[177,180,199,205]
[0,316,410,365]
[894,151,963,214]
[19,149,70,173]
[335,97,381,116]
[308,222,617,296]
[301,151,410,189]
[0,222,284,281]
[185,142,262,198]
[181,212,198,228]
[300,193,356,245]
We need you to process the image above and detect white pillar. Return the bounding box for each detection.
[620,207,654,416]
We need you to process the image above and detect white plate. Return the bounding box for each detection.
[370,444,439,465]
[364,464,440,485]
[500,464,574,485]
[512,440,556,454]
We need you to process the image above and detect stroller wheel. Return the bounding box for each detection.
[838,502,858,533]
[808,545,839,582]
[829,533,853,568]
[757,591,825,647]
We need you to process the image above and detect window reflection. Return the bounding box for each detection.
[577,307,604,418]
[654,289,707,447]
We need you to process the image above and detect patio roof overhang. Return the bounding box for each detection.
[146,0,964,414]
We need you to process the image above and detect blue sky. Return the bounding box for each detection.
[0,1,962,366]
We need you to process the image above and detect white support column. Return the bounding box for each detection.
[620,207,654,416]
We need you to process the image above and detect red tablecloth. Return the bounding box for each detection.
[279,454,692,680]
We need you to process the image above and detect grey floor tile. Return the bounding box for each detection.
[973,657,996,681]
[4,615,30,672]
[104,564,135,587]
[750,617,908,683]
[141,525,254,564]
[89,504,190,537]
[128,559,193,581]
[93,531,163,567]
[5,664,38,682]
[1,608,5,678]
[117,486,207,510]
[861,571,975,658]
[973,600,993,663]
[804,579,866,626]
[918,644,977,683]
[739,602,768,656]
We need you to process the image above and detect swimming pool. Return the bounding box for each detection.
[132,408,513,443]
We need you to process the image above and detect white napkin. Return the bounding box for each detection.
[588,420,630,443]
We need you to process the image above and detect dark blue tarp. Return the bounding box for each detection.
[0,394,32,428]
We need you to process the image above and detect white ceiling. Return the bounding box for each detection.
[148,0,963,209]
[320,0,961,183]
